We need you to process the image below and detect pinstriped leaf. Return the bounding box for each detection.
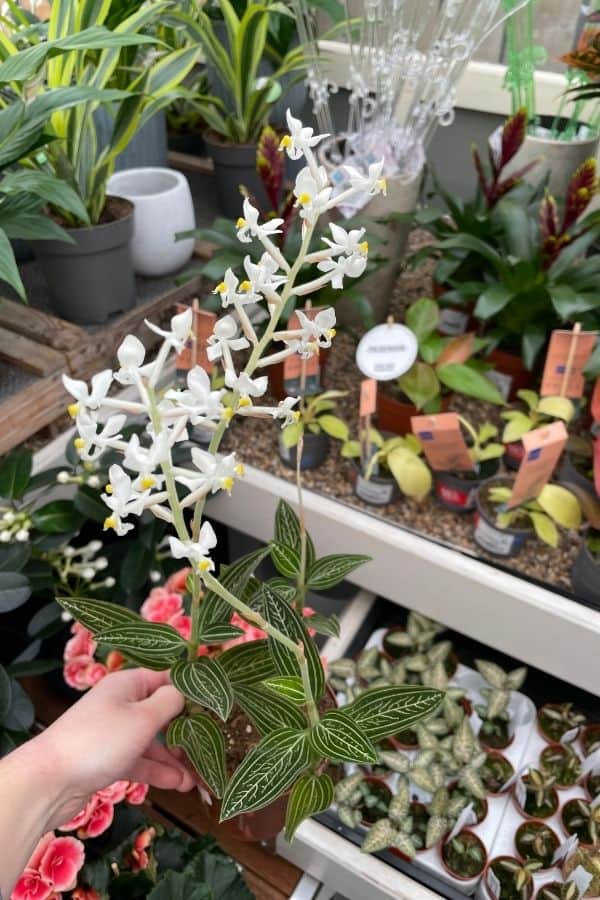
[274,500,315,566]
[56,595,140,635]
[95,623,186,661]
[234,684,306,735]
[198,623,244,644]
[171,659,233,721]
[309,710,377,764]
[344,686,444,741]
[306,554,370,591]
[254,585,325,701]
[219,640,276,685]
[270,542,301,578]
[220,728,310,820]
[262,676,305,704]
[167,714,226,798]
[284,772,334,842]
[198,546,271,632]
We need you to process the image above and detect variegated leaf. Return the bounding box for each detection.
[344,686,444,741]
[167,714,226,798]
[284,772,333,842]
[56,595,140,635]
[220,728,311,820]
[361,818,397,853]
[310,710,378,764]
[219,640,276,684]
[95,622,186,661]
[234,683,306,735]
[171,658,233,721]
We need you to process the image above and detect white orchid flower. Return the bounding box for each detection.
[145,307,193,351]
[123,432,167,492]
[63,370,112,418]
[114,335,155,386]
[75,413,126,461]
[317,251,367,289]
[280,109,329,160]
[293,166,332,224]
[343,160,387,197]
[163,366,225,425]
[236,198,283,244]
[102,464,147,535]
[224,370,268,399]
[169,522,218,573]
[207,315,249,366]
[322,223,368,257]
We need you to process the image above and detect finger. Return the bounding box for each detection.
[139,684,185,730]
[127,757,196,792]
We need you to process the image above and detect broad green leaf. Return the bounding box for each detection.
[167,714,226,799]
[537,484,582,529]
[318,415,349,441]
[270,542,301,578]
[406,297,439,343]
[220,728,311,820]
[219,640,276,685]
[262,676,305,704]
[95,622,187,661]
[31,500,84,533]
[0,448,32,499]
[171,659,233,721]
[0,571,30,613]
[57,595,140,634]
[438,363,504,405]
[306,554,370,591]
[284,772,334,842]
[234,683,306,735]
[398,362,440,411]
[344,685,444,741]
[310,709,377,763]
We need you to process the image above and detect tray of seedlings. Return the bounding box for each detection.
[317,600,600,900]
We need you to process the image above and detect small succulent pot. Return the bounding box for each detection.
[538,743,582,788]
[435,458,500,513]
[504,441,526,471]
[376,384,452,436]
[278,431,330,471]
[515,820,560,869]
[441,829,488,881]
[474,478,533,558]
[479,718,515,752]
[513,776,559,820]
[447,783,488,823]
[358,776,393,826]
[571,543,600,612]
[561,797,596,848]
[484,856,535,900]
[351,463,400,507]
[537,703,586,744]
[581,724,600,758]
[480,751,515,796]
[586,771,600,801]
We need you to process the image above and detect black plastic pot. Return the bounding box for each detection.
[30,197,135,325]
[435,459,500,512]
[571,543,600,611]
[278,431,330,470]
[204,133,269,218]
[557,451,596,497]
[473,478,532,558]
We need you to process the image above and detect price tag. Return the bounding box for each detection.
[507,421,568,509]
[447,803,477,842]
[540,329,597,398]
[572,866,594,898]
[552,833,579,865]
[561,727,580,745]
[175,304,217,373]
[411,412,475,472]
[356,323,418,381]
[283,307,323,396]
[360,379,377,417]
[487,867,501,900]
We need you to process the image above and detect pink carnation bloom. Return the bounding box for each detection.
[10,868,54,900]
[38,836,85,892]
[125,782,148,805]
[165,567,191,593]
[97,780,128,805]
[141,589,183,623]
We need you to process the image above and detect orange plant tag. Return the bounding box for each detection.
[507,420,568,508]
[540,329,597,398]
[359,379,377,417]
[592,378,600,425]
[283,307,323,395]
[410,412,475,472]
[175,303,217,373]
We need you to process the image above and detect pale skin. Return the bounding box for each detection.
[0,669,196,898]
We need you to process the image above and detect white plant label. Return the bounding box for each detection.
[552,833,579,865]
[447,803,477,842]
[581,747,600,776]
[515,777,527,810]
[356,323,418,381]
[487,868,501,900]
[571,866,594,898]
[561,726,580,745]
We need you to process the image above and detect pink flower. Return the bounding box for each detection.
[64,624,96,661]
[85,663,107,686]
[63,657,95,691]
[165,567,191,593]
[168,612,192,641]
[10,869,54,900]
[38,836,85,892]
[97,780,128,804]
[125,782,148,805]
[140,589,183,623]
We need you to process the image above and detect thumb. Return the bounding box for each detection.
[140,684,185,730]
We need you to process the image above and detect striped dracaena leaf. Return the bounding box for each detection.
[262,676,305,705]
[274,500,315,566]
[56,595,140,635]
[95,623,187,662]
[344,685,444,741]
[220,728,311,821]
[171,659,233,721]
[284,772,334,842]
[198,546,271,632]
[306,554,370,591]
[167,714,226,799]
[253,584,325,701]
[219,640,276,685]
[309,710,378,764]
[270,542,301,578]
[234,684,306,735]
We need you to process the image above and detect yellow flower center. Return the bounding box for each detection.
[221,476,234,491]
[238,396,252,408]
[240,280,252,292]
[103,516,116,531]
[298,192,312,206]
[234,463,245,476]
[376,178,387,195]
[236,217,246,229]
[74,437,85,450]
[280,134,293,149]
[222,407,234,421]
[198,559,211,572]
[358,241,369,254]
[214,281,227,294]
[105,484,114,494]
[140,475,155,490]
[67,403,79,418]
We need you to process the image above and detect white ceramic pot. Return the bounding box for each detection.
[107,167,195,276]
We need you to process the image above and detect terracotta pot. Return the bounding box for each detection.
[484,856,534,900]
[515,820,560,869]
[440,829,487,881]
[486,349,535,402]
[376,383,452,436]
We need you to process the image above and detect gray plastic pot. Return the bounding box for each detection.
[204,134,269,218]
[435,459,500,513]
[571,543,600,610]
[473,479,532,558]
[278,431,330,470]
[31,197,135,325]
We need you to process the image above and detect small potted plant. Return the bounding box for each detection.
[474,479,582,558]
[433,417,504,513]
[561,798,600,847]
[514,769,559,820]
[441,830,488,881]
[279,391,348,470]
[502,391,576,470]
[475,659,528,751]
[538,703,587,743]
[539,744,582,788]
[481,752,515,795]
[582,724,600,757]
[484,856,542,900]
[342,430,432,507]
[562,846,600,897]
[515,820,560,869]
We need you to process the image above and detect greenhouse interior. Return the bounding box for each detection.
[1,0,600,898]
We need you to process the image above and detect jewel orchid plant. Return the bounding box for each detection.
[59,111,444,838]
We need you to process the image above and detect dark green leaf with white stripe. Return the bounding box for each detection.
[234,684,306,735]
[306,554,370,591]
[284,772,334,842]
[220,728,311,820]
[95,622,186,661]
[309,709,378,763]
[219,640,277,685]
[57,595,141,635]
[344,685,444,741]
[167,714,226,798]
[171,658,233,721]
